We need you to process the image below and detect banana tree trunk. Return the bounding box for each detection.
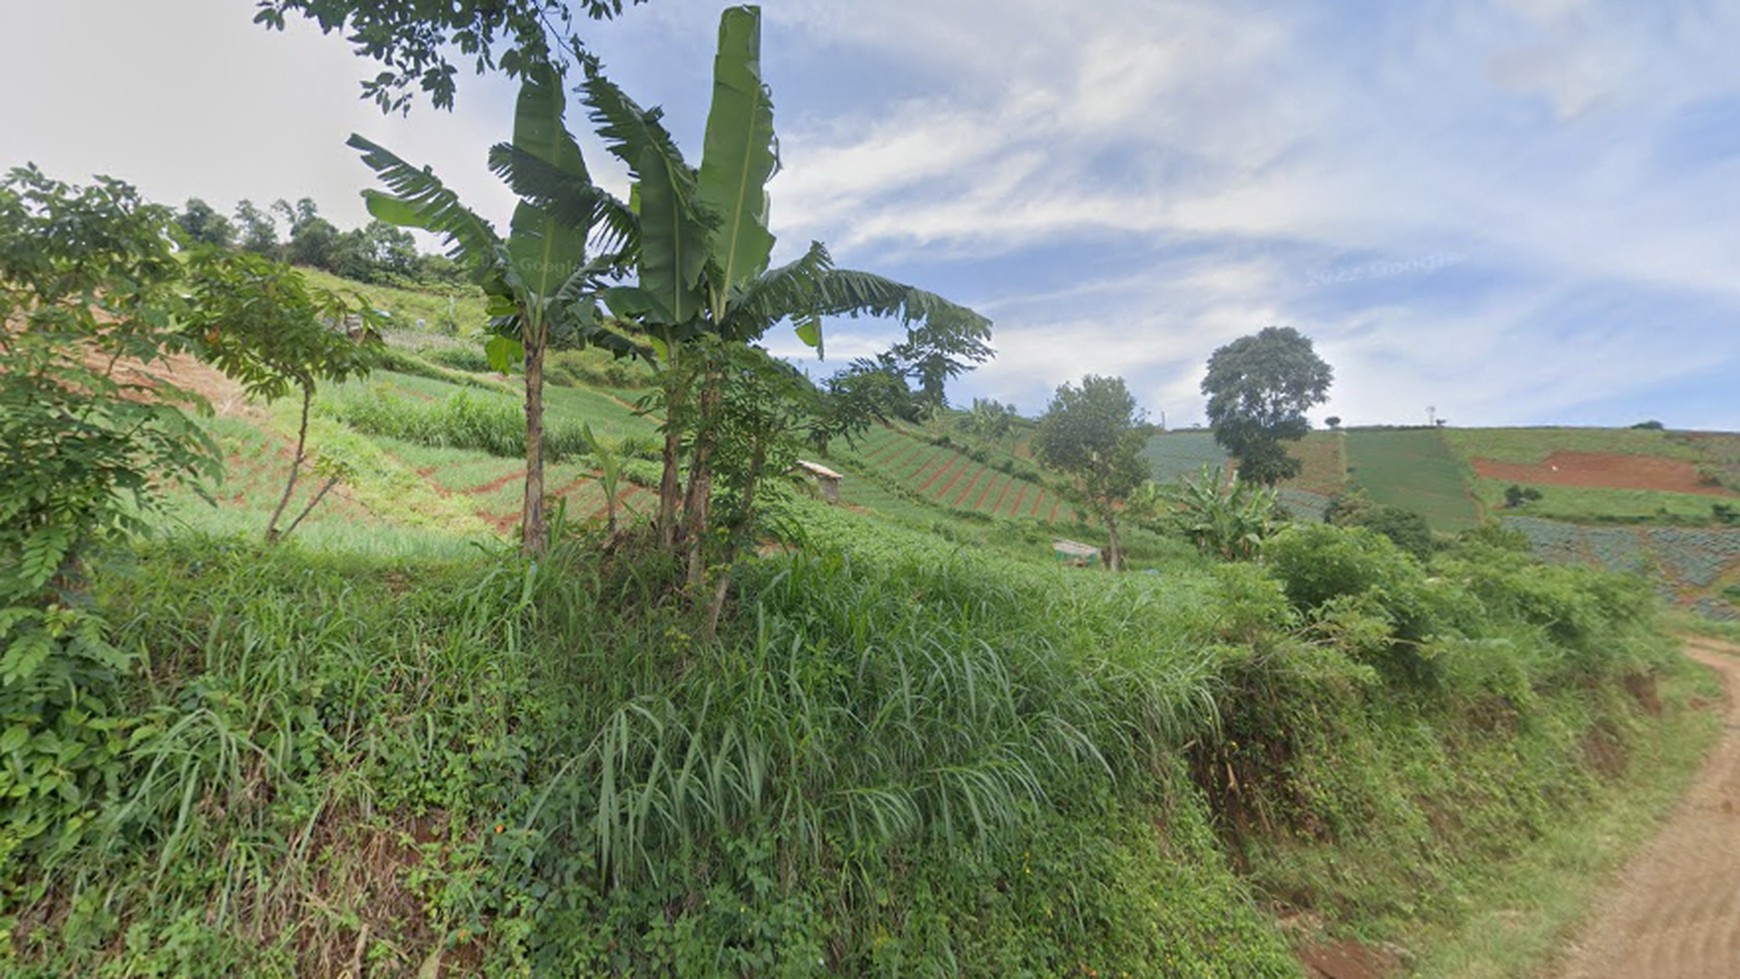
[522,331,548,556]
[657,369,686,552]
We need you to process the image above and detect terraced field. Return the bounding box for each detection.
[841,426,1067,521]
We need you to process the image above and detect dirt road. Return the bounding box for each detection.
[1552,638,1740,979]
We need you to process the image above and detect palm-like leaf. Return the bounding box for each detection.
[580,56,710,325]
[488,143,640,264]
[347,134,500,273]
[697,5,779,315]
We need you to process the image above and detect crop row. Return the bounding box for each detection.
[1503,517,1740,589]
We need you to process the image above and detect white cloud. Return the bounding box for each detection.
[5,0,1737,428]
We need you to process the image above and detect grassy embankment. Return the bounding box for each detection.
[7,294,1722,974]
[3,477,1716,976]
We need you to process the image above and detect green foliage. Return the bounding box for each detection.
[1325,489,1436,561]
[1263,523,1450,686]
[354,58,632,554]
[183,251,382,403]
[1154,465,1281,561]
[255,0,648,113]
[1504,483,1545,509]
[181,250,385,540]
[1032,375,1148,569]
[172,198,235,249]
[1201,326,1333,486]
[0,166,220,896]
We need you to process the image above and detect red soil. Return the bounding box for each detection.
[1471,451,1734,497]
[919,456,962,494]
[946,469,988,511]
[933,462,973,502]
[905,447,947,481]
[969,472,1002,512]
[1005,483,1028,518]
[463,469,529,496]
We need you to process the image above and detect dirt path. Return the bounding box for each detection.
[1551,638,1740,979]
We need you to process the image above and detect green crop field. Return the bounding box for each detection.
[1345,428,1480,530]
[831,424,1067,522]
[1443,427,1702,464]
[1142,430,1230,483]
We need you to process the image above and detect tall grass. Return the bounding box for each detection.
[8,498,1693,976]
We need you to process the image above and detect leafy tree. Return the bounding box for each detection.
[962,397,1018,445]
[173,197,236,248]
[254,0,649,113]
[1155,465,1281,561]
[331,219,419,282]
[181,250,384,541]
[233,198,279,255]
[1031,375,1148,571]
[351,62,631,555]
[580,7,990,589]
[0,166,220,867]
[1201,326,1333,486]
[1325,415,1341,430]
[273,197,344,269]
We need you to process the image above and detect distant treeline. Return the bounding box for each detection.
[173,196,468,288]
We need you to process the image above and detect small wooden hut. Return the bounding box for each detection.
[794,460,844,503]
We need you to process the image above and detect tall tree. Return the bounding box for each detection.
[233,199,279,256]
[1201,326,1333,486]
[253,0,649,113]
[174,198,236,248]
[351,62,631,555]
[1032,375,1148,571]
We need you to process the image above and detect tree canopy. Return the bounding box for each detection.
[1032,375,1148,571]
[254,0,649,113]
[1201,326,1333,486]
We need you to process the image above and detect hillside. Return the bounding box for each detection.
[1146,425,1740,619]
[7,265,1732,975]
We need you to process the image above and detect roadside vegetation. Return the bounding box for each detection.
[4,2,1735,975]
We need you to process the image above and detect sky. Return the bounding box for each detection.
[4,0,1738,429]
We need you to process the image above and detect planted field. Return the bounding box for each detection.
[1445,427,1739,524]
[1475,483,1733,524]
[1504,516,1740,615]
[1276,431,1347,497]
[1344,428,1479,530]
[1443,427,1702,465]
[832,425,1065,522]
[1142,431,1230,483]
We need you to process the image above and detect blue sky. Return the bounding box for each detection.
[4,0,1737,429]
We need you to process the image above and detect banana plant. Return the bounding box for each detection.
[349,62,633,555]
[580,5,992,587]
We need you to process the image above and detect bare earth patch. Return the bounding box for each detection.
[1472,451,1735,497]
[1550,638,1740,979]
